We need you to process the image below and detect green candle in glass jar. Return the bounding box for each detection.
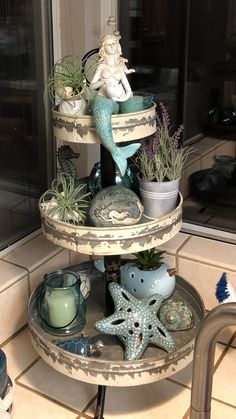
[46,288,77,328]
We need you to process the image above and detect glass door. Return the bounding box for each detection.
[0,0,55,250]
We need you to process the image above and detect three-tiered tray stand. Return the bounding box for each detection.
[28,104,205,419]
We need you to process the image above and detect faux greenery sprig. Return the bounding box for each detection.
[132,248,166,271]
[40,175,91,225]
[135,102,194,182]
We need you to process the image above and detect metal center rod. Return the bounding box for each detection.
[94,385,107,419]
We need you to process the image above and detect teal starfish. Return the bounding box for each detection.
[95,283,175,360]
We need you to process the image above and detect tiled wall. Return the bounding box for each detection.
[0,230,235,346]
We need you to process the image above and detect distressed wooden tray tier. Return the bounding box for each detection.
[39,194,182,256]
[52,104,156,144]
[28,261,205,387]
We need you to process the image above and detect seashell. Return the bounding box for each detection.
[159,298,194,331]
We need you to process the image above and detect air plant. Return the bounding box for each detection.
[39,175,91,225]
[45,55,98,105]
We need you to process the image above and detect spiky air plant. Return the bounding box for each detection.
[40,175,91,225]
[45,55,98,105]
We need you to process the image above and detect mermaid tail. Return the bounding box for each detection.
[90,95,140,176]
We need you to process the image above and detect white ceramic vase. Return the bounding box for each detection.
[59,97,87,116]
[120,262,176,300]
[138,176,180,218]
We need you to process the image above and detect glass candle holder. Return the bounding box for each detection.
[39,270,86,336]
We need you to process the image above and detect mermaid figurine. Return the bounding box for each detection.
[90,33,141,176]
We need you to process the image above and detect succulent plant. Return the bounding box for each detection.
[40,175,91,225]
[132,248,166,271]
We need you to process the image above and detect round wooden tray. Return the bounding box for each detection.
[39,194,182,256]
[28,261,205,387]
[52,104,156,144]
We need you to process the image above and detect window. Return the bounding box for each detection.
[119,0,236,243]
[0,0,54,251]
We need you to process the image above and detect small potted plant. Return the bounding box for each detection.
[120,247,177,299]
[45,55,97,116]
[39,175,91,225]
[135,102,194,218]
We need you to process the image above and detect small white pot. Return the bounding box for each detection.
[120,262,176,300]
[138,176,180,218]
[59,97,87,116]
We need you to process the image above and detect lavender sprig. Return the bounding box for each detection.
[135,102,195,182]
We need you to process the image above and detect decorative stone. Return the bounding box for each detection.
[95,282,175,360]
[159,298,194,331]
[89,185,144,227]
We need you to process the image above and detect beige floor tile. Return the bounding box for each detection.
[209,216,236,231]
[212,346,236,407]
[12,384,77,418]
[218,327,236,345]
[180,159,201,199]
[178,258,236,310]
[87,380,191,419]
[0,260,27,292]
[214,140,236,158]
[158,232,190,254]
[210,399,236,419]
[4,234,62,272]
[2,329,38,379]
[0,276,28,344]
[188,399,236,419]
[29,249,70,294]
[183,199,213,223]
[17,359,97,412]
[69,251,91,266]
[169,343,225,389]
[178,236,236,271]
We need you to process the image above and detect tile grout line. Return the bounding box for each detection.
[0,324,28,349]
[15,356,41,381]
[16,381,81,415]
[175,235,192,272]
[180,333,236,418]
[175,254,236,273]
[213,331,236,373]
[76,394,97,418]
[15,355,98,417]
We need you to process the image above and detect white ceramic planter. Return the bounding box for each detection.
[58,97,87,116]
[138,176,180,219]
[120,262,176,300]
